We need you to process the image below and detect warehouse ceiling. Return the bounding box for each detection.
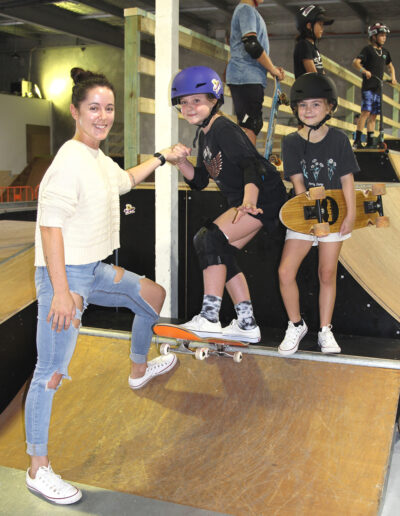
[0,0,399,51]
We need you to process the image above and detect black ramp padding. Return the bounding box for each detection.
[354,150,400,182]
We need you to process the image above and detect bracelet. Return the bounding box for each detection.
[154,152,166,166]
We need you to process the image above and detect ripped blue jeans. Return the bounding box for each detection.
[25,261,159,456]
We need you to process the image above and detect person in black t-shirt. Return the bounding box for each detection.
[278,73,359,356]
[293,4,334,78]
[168,66,286,343]
[352,23,397,149]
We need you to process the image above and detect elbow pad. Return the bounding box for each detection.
[241,35,263,59]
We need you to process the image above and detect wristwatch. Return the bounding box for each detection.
[154,152,166,166]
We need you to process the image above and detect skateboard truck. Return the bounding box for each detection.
[153,324,247,363]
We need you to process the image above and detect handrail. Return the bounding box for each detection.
[124,9,400,167]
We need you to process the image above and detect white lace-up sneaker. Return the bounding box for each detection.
[222,319,261,343]
[129,353,177,390]
[278,320,308,355]
[26,464,82,505]
[318,325,341,353]
[179,314,222,338]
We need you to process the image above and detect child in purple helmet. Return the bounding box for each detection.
[168,66,286,343]
[352,23,397,149]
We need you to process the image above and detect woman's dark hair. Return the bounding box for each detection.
[70,67,115,108]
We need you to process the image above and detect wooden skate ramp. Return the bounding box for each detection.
[340,185,400,322]
[0,221,36,323]
[1,335,400,515]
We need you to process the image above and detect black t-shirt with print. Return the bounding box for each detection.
[357,45,392,92]
[282,128,359,190]
[294,39,324,78]
[185,116,286,223]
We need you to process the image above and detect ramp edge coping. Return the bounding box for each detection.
[79,326,400,371]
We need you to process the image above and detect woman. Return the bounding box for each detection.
[170,66,286,343]
[25,67,178,504]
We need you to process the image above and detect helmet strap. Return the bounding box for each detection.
[299,113,331,132]
[297,113,331,156]
[192,100,222,148]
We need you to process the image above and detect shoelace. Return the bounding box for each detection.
[320,330,336,345]
[37,467,67,494]
[148,356,172,373]
[285,323,304,344]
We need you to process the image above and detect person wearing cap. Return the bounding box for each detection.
[226,0,285,146]
[278,73,359,356]
[352,22,397,149]
[168,66,286,343]
[293,4,334,78]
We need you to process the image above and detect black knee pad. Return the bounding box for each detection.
[240,113,263,135]
[225,252,241,282]
[193,223,241,279]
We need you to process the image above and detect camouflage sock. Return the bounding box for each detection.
[200,295,222,323]
[235,300,257,330]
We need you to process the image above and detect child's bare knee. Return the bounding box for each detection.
[72,317,80,329]
[47,372,63,390]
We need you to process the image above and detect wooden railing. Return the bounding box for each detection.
[124,8,400,168]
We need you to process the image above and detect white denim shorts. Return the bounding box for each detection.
[285,229,351,246]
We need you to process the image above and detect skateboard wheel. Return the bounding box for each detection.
[371,183,386,196]
[375,216,390,228]
[233,351,243,363]
[308,186,326,200]
[313,222,330,237]
[160,343,171,355]
[195,348,208,360]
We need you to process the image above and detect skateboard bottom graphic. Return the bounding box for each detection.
[153,323,248,363]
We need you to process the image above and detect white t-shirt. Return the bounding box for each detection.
[35,139,131,266]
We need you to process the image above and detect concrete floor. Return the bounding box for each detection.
[0,465,227,516]
[0,429,398,516]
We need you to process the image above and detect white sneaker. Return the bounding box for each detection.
[222,319,261,343]
[278,320,308,355]
[128,353,177,390]
[179,314,222,338]
[318,325,341,353]
[26,464,82,505]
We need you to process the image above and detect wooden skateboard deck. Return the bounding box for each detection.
[153,323,248,363]
[279,185,389,236]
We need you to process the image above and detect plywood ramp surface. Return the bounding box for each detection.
[0,221,36,323]
[1,335,400,515]
[0,220,35,263]
[388,150,400,180]
[340,185,400,322]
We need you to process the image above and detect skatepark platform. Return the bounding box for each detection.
[1,330,400,515]
[0,221,37,414]
[354,149,400,183]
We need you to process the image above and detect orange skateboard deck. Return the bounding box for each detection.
[279,185,389,237]
[153,323,248,363]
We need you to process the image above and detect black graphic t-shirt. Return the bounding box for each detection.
[357,45,392,92]
[282,128,359,190]
[185,116,286,219]
[294,39,324,78]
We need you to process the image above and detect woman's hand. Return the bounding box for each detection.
[47,290,76,332]
[233,202,263,223]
